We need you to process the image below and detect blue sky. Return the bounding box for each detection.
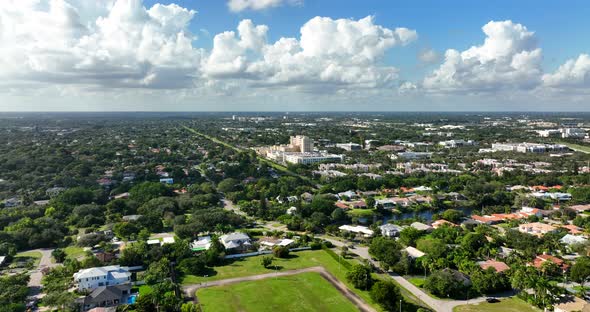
[153,0,590,74]
[0,0,589,111]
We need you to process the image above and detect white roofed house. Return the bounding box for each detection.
[73,265,131,292]
[219,232,252,251]
[338,225,374,238]
[380,224,404,237]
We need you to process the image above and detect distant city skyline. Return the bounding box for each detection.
[1,0,589,111]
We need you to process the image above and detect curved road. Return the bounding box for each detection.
[183,266,376,312]
[321,237,494,312]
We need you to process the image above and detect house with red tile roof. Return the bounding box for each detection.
[478,260,510,273]
[532,254,569,272]
[519,222,558,237]
[561,224,583,235]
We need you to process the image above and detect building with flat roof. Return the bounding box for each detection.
[73,266,131,292]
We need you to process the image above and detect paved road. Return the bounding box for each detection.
[26,248,60,306]
[183,266,376,312]
[321,236,494,312]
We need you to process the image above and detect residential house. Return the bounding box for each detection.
[561,224,583,235]
[2,197,21,208]
[121,215,142,222]
[432,219,457,229]
[338,225,374,237]
[191,236,212,252]
[76,284,132,311]
[410,222,433,232]
[570,204,590,213]
[560,234,588,247]
[219,232,252,250]
[73,266,131,291]
[259,238,294,249]
[532,254,569,272]
[380,224,404,237]
[94,251,117,263]
[518,222,558,237]
[478,260,510,273]
[404,246,425,259]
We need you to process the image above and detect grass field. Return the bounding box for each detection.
[453,298,539,312]
[15,250,43,266]
[560,142,590,154]
[63,246,87,259]
[347,209,375,217]
[183,249,381,310]
[197,272,358,312]
[407,276,425,288]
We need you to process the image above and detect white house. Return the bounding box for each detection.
[73,265,131,291]
[191,236,212,251]
[219,232,251,250]
[338,225,374,237]
[380,224,404,237]
[560,234,588,246]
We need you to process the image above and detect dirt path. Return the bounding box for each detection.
[183,266,376,312]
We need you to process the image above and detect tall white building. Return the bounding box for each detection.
[290,135,314,153]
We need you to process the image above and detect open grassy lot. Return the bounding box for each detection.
[63,246,87,259]
[183,249,382,310]
[15,250,43,267]
[453,297,539,312]
[560,142,590,154]
[182,250,351,285]
[197,272,358,312]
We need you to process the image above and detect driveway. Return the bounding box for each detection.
[183,266,376,312]
[26,248,60,304]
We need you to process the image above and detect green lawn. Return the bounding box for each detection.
[559,142,590,154]
[64,246,87,259]
[347,209,375,217]
[197,272,358,312]
[183,249,381,311]
[453,298,539,312]
[407,276,425,288]
[15,250,43,266]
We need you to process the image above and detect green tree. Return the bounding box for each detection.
[272,246,290,258]
[370,280,402,312]
[51,248,66,263]
[261,256,273,268]
[399,227,422,247]
[346,264,373,290]
[369,237,402,270]
[571,256,590,289]
[441,209,464,223]
[424,270,465,298]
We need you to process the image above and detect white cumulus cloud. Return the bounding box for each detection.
[227,0,302,12]
[543,54,590,89]
[423,20,543,92]
[0,0,203,89]
[203,16,417,91]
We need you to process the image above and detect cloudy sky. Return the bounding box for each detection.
[1,0,589,111]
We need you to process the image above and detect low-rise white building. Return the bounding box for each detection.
[73,265,131,291]
[338,225,374,237]
[219,232,251,250]
[380,224,404,237]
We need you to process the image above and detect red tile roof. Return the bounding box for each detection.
[479,260,510,273]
